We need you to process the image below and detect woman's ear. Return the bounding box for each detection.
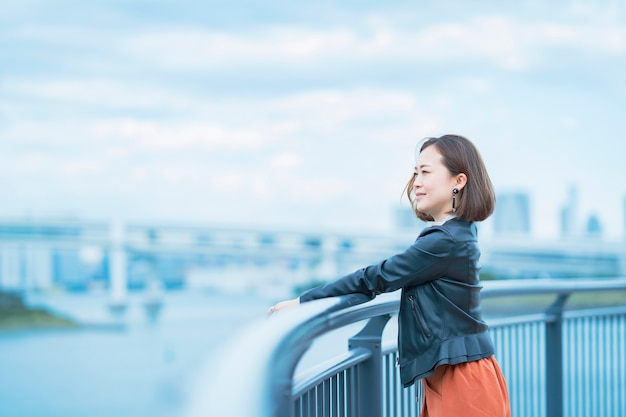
[455,173,468,191]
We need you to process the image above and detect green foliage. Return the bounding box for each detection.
[479,270,499,281]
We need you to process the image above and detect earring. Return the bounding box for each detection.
[452,188,459,212]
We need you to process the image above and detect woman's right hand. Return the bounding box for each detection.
[267,297,300,316]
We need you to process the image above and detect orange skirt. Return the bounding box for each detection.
[421,356,511,417]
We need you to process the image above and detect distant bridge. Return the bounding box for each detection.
[1,218,625,296]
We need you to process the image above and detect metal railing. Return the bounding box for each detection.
[187,278,626,417]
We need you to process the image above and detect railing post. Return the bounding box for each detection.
[545,293,569,417]
[347,314,391,417]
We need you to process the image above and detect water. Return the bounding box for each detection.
[0,291,275,417]
[1,292,624,417]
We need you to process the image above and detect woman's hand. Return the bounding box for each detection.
[267,297,300,316]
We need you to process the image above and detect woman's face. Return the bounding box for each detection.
[413,145,460,222]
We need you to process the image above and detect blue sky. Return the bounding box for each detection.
[1,1,625,239]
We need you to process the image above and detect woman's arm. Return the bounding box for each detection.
[267,226,454,314]
[300,227,453,302]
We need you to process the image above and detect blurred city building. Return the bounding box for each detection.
[492,192,531,236]
[585,213,603,238]
[560,185,580,237]
[393,206,427,230]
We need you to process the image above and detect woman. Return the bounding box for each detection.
[268,134,511,416]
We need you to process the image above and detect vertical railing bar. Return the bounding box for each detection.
[402,378,407,417]
[338,370,345,417]
[309,387,316,417]
[347,366,355,417]
[592,317,605,416]
[516,324,520,416]
[534,322,542,417]
[327,375,337,417]
[294,396,301,417]
[417,380,423,416]
[345,369,350,417]
[322,380,329,417]
[575,317,580,417]
[610,315,617,417]
[318,382,324,417]
[585,317,592,417]
[614,314,621,417]
[534,322,539,416]
[605,316,612,417]
[541,320,545,417]
[605,315,612,415]
[528,323,535,417]
[615,315,620,416]
[388,354,393,417]
[521,323,537,415]
[594,317,606,416]
[616,315,626,410]
[395,355,401,417]
[616,315,621,416]
[332,374,338,417]
[381,355,386,417]
[302,391,309,417]
[508,325,515,417]
[603,315,610,417]
[570,318,583,416]
[563,319,570,417]
[515,324,527,416]
[526,323,533,417]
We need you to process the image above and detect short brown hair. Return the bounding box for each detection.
[405,134,495,222]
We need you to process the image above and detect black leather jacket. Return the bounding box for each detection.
[300,217,494,387]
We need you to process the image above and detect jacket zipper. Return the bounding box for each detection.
[408,294,432,338]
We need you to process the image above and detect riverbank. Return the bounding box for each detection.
[0,291,78,331]
[481,289,626,317]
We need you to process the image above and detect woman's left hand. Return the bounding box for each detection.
[267,297,300,316]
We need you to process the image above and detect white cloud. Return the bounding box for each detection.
[3,78,204,112]
[123,27,358,70]
[113,16,625,72]
[288,178,349,203]
[271,151,302,169]
[250,177,273,198]
[93,119,268,151]
[61,159,102,175]
[264,89,417,129]
[211,171,244,191]
[162,166,197,184]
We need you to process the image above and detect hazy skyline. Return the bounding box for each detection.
[2,1,625,239]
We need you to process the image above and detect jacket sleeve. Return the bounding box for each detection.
[300,227,454,303]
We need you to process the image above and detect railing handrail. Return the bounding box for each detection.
[480,277,626,297]
[185,277,626,417]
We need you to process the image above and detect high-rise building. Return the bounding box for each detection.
[493,192,531,236]
[560,185,579,237]
[584,213,602,238]
[393,206,426,230]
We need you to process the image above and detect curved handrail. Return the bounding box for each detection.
[185,292,398,417]
[185,278,626,417]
